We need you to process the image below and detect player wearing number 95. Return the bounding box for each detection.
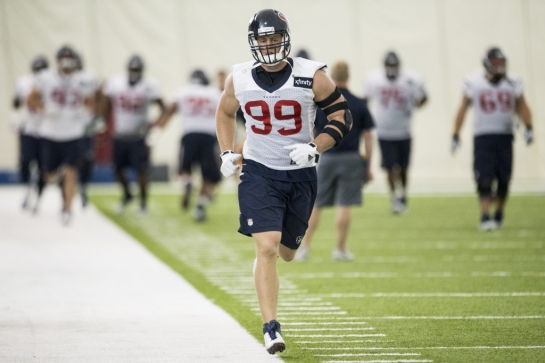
[216,9,352,355]
[452,47,533,231]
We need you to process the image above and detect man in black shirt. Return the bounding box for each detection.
[296,60,374,261]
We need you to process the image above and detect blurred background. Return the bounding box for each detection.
[1,0,543,189]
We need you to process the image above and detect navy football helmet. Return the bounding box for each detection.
[294,49,310,60]
[127,55,144,85]
[190,69,209,85]
[483,47,506,77]
[248,9,291,66]
[384,51,400,80]
[56,45,78,73]
[31,56,48,73]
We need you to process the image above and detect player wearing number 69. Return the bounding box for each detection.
[216,8,352,355]
[452,47,533,231]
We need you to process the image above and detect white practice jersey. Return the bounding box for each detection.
[364,70,426,140]
[76,70,101,131]
[233,57,325,170]
[15,74,42,137]
[171,84,221,136]
[103,74,162,137]
[463,70,523,136]
[35,70,98,141]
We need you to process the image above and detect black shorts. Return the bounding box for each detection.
[238,171,317,250]
[113,138,149,173]
[41,138,82,173]
[379,138,411,170]
[473,134,513,184]
[80,136,94,163]
[20,134,42,166]
[179,133,221,183]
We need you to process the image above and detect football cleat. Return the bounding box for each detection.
[332,249,355,261]
[294,247,309,261]
[479,220,497,231]
[194,205,206,222]
[60,210,72,226]
[263,320,285,354]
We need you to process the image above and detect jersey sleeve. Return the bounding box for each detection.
[147,81,162,101]
[412,75,427,101]
[462,76,473,98]
[102,78,114,97]
[361,100,375,131]
[513,77,523,97]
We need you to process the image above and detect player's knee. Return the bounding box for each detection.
[477,179,493,198]
[497,181,509,198]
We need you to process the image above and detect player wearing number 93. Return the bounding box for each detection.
[452,47,533,231]
[215,9,352,355]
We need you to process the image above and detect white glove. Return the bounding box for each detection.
[220,150,242,178]
[524,128,534,145]
[284,142,319,167]
[145,127,161,147]
[451,134,460,154]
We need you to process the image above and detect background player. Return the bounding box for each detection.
[27,45,98,224]
[296,60,374,262]
[156,69,222,221]
[74,52,103,208]
[452,47,533,230]
[13,55,49,213]
[216,9,352,354]
[364,51,427,213]
[101,55,164,214]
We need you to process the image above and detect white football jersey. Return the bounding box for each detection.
[15,74,42,137]
[35,70,97,141]
[233,58,325,170]
[463,70,523,136]
[171,84,221,136]
[76,70,101,128]
[103,74,162,137]
[364,70,426,140]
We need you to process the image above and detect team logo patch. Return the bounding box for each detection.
[296,236,303,245]
[278,12,287,22]
[247,218,254,226]
[294,77,313,89]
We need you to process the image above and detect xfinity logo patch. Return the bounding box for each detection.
[294,77,313,89]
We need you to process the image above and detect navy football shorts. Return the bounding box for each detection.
[473,134,513,184]
[378,138,411,170]
[113,138,149,173]
[179,133,221,183]
[41,138,82,173]
[237,171,317,250]
[20,134,42,182]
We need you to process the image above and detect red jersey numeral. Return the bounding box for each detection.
[245,100,303,136]
[380,87,407,110]
[479,90,512,113]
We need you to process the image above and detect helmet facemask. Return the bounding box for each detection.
[249,31,291,66]
[483,48,507,82]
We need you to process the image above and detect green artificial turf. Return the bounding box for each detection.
[91,189,545,363]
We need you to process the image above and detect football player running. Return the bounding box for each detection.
[216,9,352,354]
[74,52,103,208]
[364,51,427,213]
[156,69,222,221]
[452,47,533,231]
[101,55,164,214]
[13,55,49,213]
[27,46,99,225]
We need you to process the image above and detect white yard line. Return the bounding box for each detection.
[356,316,545,320]
[318,292,545,298]
[319,346,545,350]
[0,187,278,363]
[322,360,433,363]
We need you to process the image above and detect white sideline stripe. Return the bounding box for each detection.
[285,334,387,338]
[286,328,375,332]
[281,317,368,321]
[279,312,348,315]
[321,361,431,363]
[299,340,394,344]
[279,302,333,306]
[291,272,545,279]
[320,292,545,298]
[252,307,340,311]
[284,322,368,325]
[313,353,422,357]
[358,316,545,320]
[0,188,275,362]
[326,346,545,350]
